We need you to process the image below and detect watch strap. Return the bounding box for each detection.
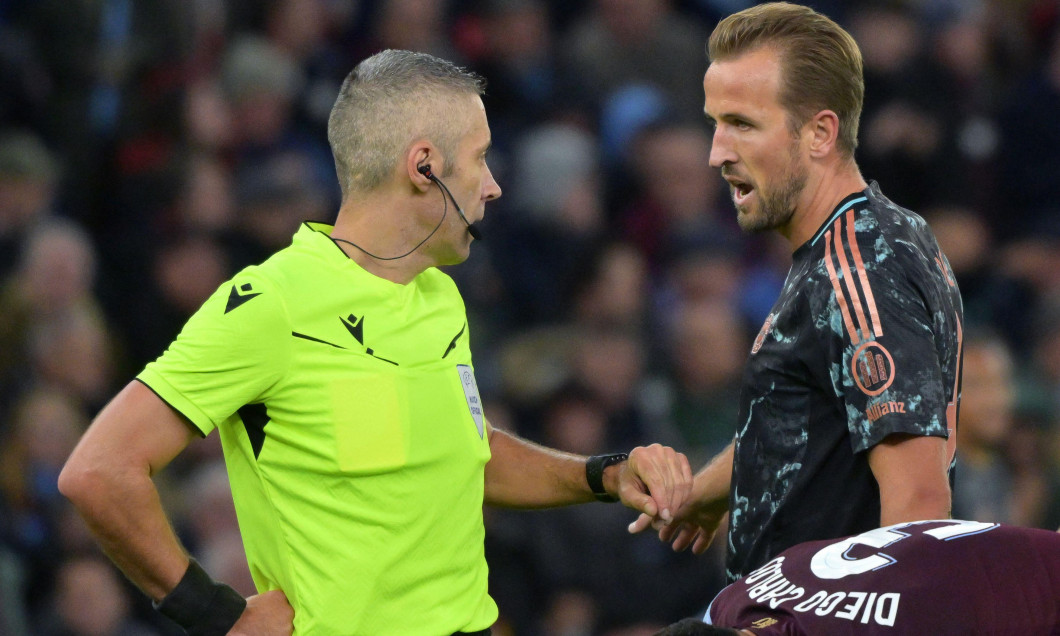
[585,452,628,502]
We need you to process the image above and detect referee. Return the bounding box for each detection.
[59,50,692,636]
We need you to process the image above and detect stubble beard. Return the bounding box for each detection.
[735,143,807,234]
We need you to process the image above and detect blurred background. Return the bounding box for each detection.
[1,0,1060,634]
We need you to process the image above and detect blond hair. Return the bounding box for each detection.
[708,2,864,157]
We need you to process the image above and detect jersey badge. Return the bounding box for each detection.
[851,340,895,396]
[751,313,776,355]
[457,364,484,438]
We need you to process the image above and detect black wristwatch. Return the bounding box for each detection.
[585,452,629,502]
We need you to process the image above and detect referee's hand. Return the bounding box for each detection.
[615,444,693,523]
[230,590,293,635]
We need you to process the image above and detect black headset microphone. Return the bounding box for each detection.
[331,163,483,261]
[418,164,484,241]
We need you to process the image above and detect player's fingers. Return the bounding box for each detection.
[692,529,716,555]
[669,525,699,552]
[657,519,682,543]
[628,512,654,534]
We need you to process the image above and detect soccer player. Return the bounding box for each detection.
[58,50,693,636]
[653,519,1060,635]
[631,2,963,582]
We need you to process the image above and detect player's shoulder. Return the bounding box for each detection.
[859,183,934,242]
[841,184,939,274]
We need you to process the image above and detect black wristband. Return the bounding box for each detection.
[153,559,247,636]
[585,452,628,502]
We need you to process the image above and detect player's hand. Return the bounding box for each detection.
[628,495,728,555]
[229,590,293,635]
[612,444,693,524]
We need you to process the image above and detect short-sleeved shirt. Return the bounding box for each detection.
[728,183,964,580]
[707,520,1060,634]
[138,222,496,635]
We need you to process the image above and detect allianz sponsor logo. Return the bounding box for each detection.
[741,557,900,627]
[865,400,906,422]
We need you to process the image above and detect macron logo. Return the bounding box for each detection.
[341,313,364,345]
[225,283,261,314]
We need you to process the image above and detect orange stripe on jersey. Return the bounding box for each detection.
[825,228,859,344]
[833,216,871,342]
[845,209,883,338]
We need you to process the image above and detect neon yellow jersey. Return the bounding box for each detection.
[138,222,496,635]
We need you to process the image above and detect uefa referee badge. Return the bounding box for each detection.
[457,364,485,438]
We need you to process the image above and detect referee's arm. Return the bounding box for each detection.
[482,419,692,520]
[59,381,293,635]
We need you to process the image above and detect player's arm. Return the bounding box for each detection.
[482,420,692,522]
[868,432,951,526]
[630,441,734,554]
[59,382,293,635]
[828,229,956,528]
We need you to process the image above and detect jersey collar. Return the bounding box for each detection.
[807,188,870,249]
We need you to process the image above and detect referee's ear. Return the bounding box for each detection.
[407,141,438,192]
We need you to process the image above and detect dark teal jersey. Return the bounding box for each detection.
[728,183,964,581]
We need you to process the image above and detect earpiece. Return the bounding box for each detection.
[416,162,483,241]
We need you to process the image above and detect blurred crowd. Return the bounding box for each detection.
[2,0,1060,634]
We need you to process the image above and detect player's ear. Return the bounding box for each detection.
[806,109,840,159]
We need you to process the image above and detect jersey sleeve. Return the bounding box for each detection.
[137,270,291,436]
[822,225,950,453]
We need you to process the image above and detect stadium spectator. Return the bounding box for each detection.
[0,130,60,278]
[558,0,708,116]
[657,298,747,464]
[35,554,162,636]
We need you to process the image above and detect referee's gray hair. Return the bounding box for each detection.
[327,49,486,199]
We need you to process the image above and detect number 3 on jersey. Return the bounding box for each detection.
[810,519,999,580]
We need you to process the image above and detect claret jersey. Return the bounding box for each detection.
[138,222,496,635]
[707,520,1060,634]
[728,182,963,581]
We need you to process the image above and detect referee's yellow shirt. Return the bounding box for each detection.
[139,222,496,635]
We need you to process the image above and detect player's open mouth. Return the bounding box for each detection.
[731,181,755,206]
